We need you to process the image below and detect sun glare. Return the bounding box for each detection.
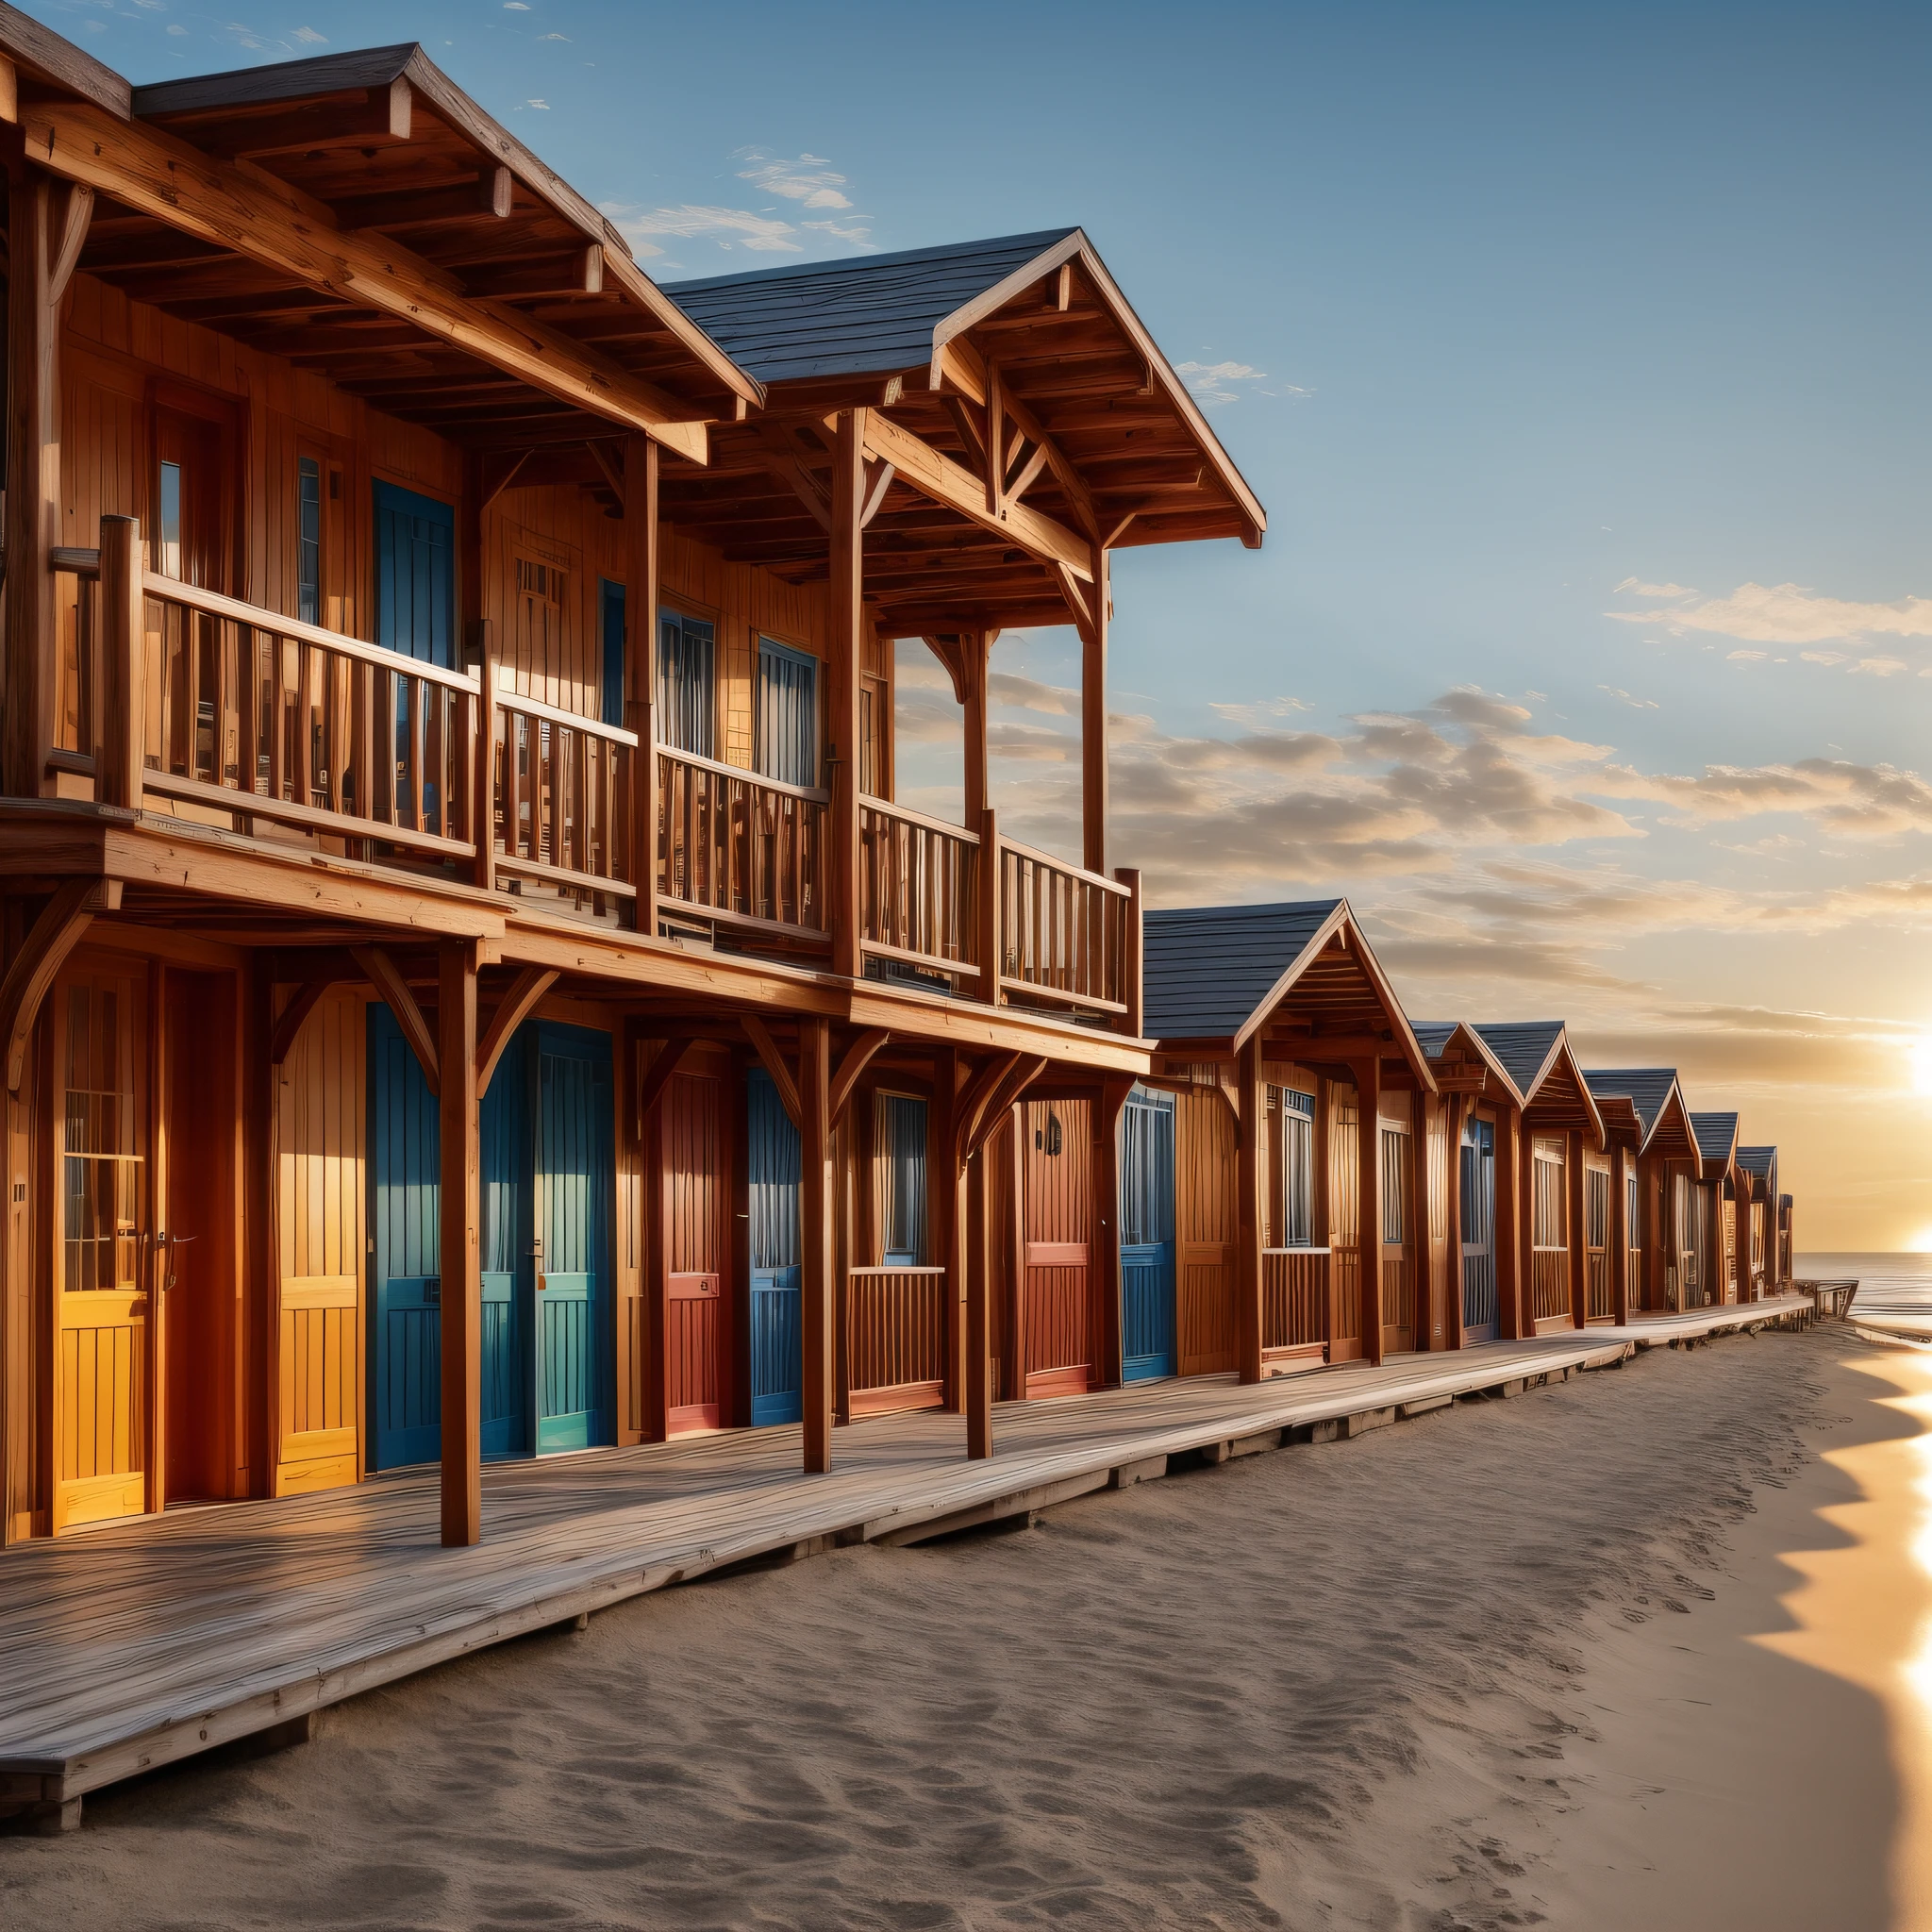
[1912,1035,1932,1098]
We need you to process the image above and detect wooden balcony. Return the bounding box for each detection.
[54,529,1142,1034]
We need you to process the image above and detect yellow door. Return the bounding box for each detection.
[53,963,153,1533]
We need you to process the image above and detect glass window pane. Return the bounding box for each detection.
[297,457,322,625]
[158,460,183,581]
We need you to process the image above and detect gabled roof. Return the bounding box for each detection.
[1737,1145,1778,1180]
[1408,1021,1527,1108]
[1141,899,1434,1091]
[1472,1023,1566,1099]
[1584,1069,1682,1144]
[666,230,1080,387]
[1143,900,1341,1041]
[1468,1022,1602,1142]
[1690,1110,1740,1167]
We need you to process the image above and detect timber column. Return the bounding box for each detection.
[1611,1150,1632,1324]
[966,1140,993,1458]
[1236,1041,1264,1382]
[439,940,483,1546]
[1442,1094,1465,1349]
[1495,1105,1524,1339]
[1082,547,1109,875]
[1095,1075,1132,1388]
[800,1018,835,1473]
[1357,1056,1384,1365]
[828,412,866,977]
[1567,1128,1588,1328]
[625,435,660,940]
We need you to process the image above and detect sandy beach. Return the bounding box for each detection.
[2,1325,1924,1931]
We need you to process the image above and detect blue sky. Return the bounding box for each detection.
[26,0,1932,1241]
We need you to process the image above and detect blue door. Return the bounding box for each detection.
[373,481,456,668]
[1461,1117,1498,1342]
[534,1022,613,1452]
[369,1004,529,1469]
[1119,1090,1176,1381]
[600,579,626,729]
[747,1067,803,1425]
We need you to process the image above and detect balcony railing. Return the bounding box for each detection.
[1261,1247,1327,1370]
[843,1266,948,1417]
[1530,1247,1570,1324]
[61,527,1140,1029]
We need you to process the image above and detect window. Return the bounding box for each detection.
[1626,1172,1640,1250]
[374,481,456,667]
[1532,1138,1565,1248]
[658,610,715,758]
[877,1093,927,1265]
[297,457,322,625]
[1586,1165,1610,1250]
[757,637,819,787]
[62,976,145,1293]
[1460,1117,1494,1249]
[1380,1125,1407,1246]
[600,581,625,729]
[158,460,184,581]
[1276,1088,1314,1247]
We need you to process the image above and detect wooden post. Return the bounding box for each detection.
[1002,1101,1025,1401]
[966,1137,993,1458]
[962,629,990,825]
[976,807,1001,1008]
[1094,1075,1131,1389]
[242,955,276,1495]
[1081,545,1109,875]
[1707,1177,1728,1305]
[1357,1057,1384,1366]
[1314,1079,1334,1356]
[1733,1181,1752,1304]
[1116,867,1143,1041]
[1237,1040,1264,1382]
[1495,1105,1523,1340]
[1410,1100,1430,1350]
[640,1041,669,1443]
[1567,1128,1587,1329]
[932,1047,964,1413]
[828,412,866,978]
[459,454,493,892]
[438,939,482,1547]
[6,172,63,799]
[800,1017,834,1472]
[97,517,145,810]
[1612,1148,1631,1324]
[625,434,659,941]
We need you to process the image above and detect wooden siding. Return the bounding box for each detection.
[275,989,365,1496]
[1327,1081,1362,1359]
[1174,1086,1237,1377]
[1023,1098,1093,1396]
[662,1070,724,1434]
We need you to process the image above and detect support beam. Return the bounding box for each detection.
[1002,1101,1025,1405]
[1357,1056,1384,1366]
[1443,1095,1466,1348]
[1082,546,1109,876]
[268,978,335,1067]
[25,102,710,460]
[965,1053,1046,1161]
[828,409,866,979]
[966,1139,992,1459]
[438,938,483,1547]
[0,880,97,1093]
[623,434,661,942]
[352,948,439,1095]
[1094,1074,1133,1390]
[476,967,558,1095]
[754,420,833,531]
[1567,1128,1587,1329]
[934,1048,965,1414]
[1237,1039,1264,1382]
[1611,1148,1632,1324]
[960,629,991,825]
[97,514,144,810]
[741,1014,802,1125]
[799,1016,834,1474]
[634,1033,693,1130]
[829,1028,890,1123]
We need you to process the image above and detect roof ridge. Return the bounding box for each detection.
[660,228,1080,294]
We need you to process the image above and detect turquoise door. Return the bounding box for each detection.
[533,1021,613,1452]
[1119,1090,1176,1381]
[370,1004,528,1469]
[747,1067,803,1425]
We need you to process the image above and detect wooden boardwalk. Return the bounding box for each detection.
[0,1296,1807,1824]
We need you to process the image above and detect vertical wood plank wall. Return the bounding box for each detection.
[1326,1081,1362,1359]
[274,989,366,1495]
[1174,1086,1238,1376]
[1023,1098,1094,1396]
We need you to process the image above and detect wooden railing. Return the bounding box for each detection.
[1530,1247,1570,1324]
[1262,1247,1327,1362]
[1382,1253,1415,1335]
[845,1266,948,1416]
[1587,1249,1613,1321]
[859,796,980,984]
[658,744,826,939]
[1332,1243,1361,1349]
[490,680,635,923]
[997,833,1131,1016]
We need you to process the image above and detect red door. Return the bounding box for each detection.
[662,1070,725,1433]
[1023,1099,1093,1398]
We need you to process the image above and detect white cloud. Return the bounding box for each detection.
[732,149,852,210]
[291,25,326,42]
[802,218,874,250]
[1608,579,1932,647]
[525,99,550,110]
[1597,684,1659,709]
[1613,576,1695,598]
[602,201,802,257]
[1726,648,1767,663]
[1173,359,1274,405]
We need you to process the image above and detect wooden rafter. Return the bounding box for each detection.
[741,1013,802,1124]
[635,1034,695,1131]
[858,458,897,529]
[585,440,627,508]
[268,977,335,1066]
[352,946,440,1094]
[476,966,558,1095]
[829,1028,891,1122]
[0,880,99,1094]
[754,421,833,532]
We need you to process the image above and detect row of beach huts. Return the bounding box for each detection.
[0,21,1790,1550]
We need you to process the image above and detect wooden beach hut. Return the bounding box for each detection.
[1138,901,1438,1374]
[1581,1070,1703,1316]
[1736,1146,1781,1300]
[0,19,1267,1544]
[1690,1112,1742,1306]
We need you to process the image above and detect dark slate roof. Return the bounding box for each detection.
[1690,1111,1740,1161]
[1408,1023,1458,1061]
[133,44,422,111]
[1141,900,1341,1042]
[1472,1023,1565,1097]
[661,229,1078,384]
[1737,1145,1778,1179]
[1583,1069,1680,1141]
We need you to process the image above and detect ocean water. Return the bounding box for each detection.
[1799,1252,1932,1334]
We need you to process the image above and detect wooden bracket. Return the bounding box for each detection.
[829,1028,890,1122]
[964,1053,1047,1163]
[741,1013,802,1124]
[858,458,896,528]
[1,879,101,1094]
[586,441,627,509]
[476,966,558,1095]
[479,448,532,513]
[269,978,336,1066]
[353,946,439,1096]
[754,422,833,533]
[48,183,93,308]
[636,1034,695,1132]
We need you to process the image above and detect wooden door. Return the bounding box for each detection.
[747,1067,803,1425]
[478,1026,531,1460]
[1326,1082,1362,1362]
[1175,1088,1236,1376]
[662,1067,724,1434]
[1118,1091,1175,1382]
[1585,1162,1613,1320]
[1379,1121,1415,1356]
[51,962,153,1533]
[1022,1100,1092,1398]
[534,1023,613,1451]
[1459,1116,1498,1341]
[275,987,364,1495]
[161,969,238,1504]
